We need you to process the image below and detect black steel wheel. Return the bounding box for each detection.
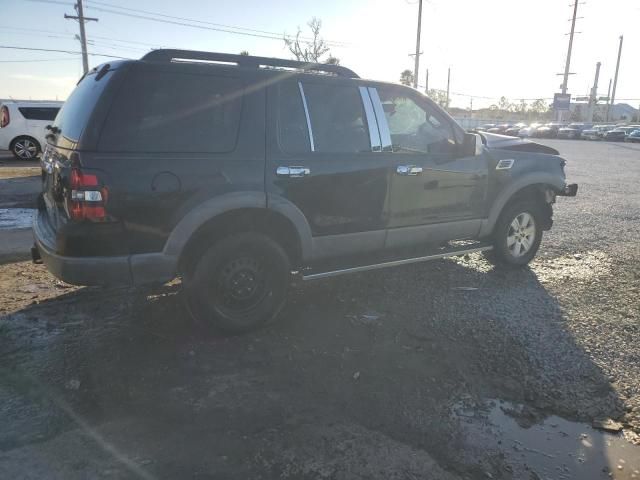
[185,232,290,334]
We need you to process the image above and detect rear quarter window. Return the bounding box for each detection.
[53,70,114,143]
[18,107,60,121]
[98,69,243,153]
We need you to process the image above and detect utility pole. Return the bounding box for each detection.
[557,0,580,122]
[469,97,473,119]
[608,35,623,122]
[413,0,423,89]
[603,78,612,123]
[587,61,601,123]
[65,0,98,74]
[445,67,450,110]
[425,68,429,94]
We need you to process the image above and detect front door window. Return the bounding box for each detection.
[377,88,459,155]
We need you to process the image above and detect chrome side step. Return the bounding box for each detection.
[302,245,493,281]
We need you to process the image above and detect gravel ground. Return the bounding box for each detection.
[0,140,639,479]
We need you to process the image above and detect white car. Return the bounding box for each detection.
[0,100,63,160]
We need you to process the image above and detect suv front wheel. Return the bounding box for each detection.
[185,232,290,333]
[484,201,544,267]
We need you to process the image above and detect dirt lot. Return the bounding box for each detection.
[1,141,639,479]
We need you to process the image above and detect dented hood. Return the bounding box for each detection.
[479,132,560,155]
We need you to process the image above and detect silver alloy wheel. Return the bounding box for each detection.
[506,212,536,258]
[13,138,38,159]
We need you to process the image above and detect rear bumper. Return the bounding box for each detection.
[33,210,176,286]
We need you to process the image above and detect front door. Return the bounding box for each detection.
[266,77,393,260]
[368,84,488,246]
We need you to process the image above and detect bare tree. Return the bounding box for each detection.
[427,88,447,107]
[400,69,414,86]
[325,55,340,65]
[530,99,549,115]
[498,96,511,112]
[284,17,331,63]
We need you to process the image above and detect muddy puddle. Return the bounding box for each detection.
[454,399,640,479]
[0,208,35,230]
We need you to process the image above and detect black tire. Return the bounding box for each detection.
[483,201,544,268]
[10,136,40,160]
[185,232,290,334]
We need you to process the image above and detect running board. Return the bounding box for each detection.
[302,245,493,281]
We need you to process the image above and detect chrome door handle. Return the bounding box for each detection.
[396,165,423,176]
[276,166,311,178]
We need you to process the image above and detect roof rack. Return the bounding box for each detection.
[140,49,359,78]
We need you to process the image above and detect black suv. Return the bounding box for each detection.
[33,50,578,332]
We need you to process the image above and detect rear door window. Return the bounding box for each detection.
[99,70,242,153]
[277,81,310,153]
[301,82,370,153]
[18,107,60,121]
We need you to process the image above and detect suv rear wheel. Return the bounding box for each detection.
[11,136,40,160]
[185,233,290,334]
[484,201,544,267]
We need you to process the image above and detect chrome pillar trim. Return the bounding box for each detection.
[359,86,382,152]
[297,81,315,152]
[367,87,393,152]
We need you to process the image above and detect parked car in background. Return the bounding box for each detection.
[518,123,542,138]
[33,49,578,333]
[557,123,593,140]
[503,123,527,137]
[625,129,640,143]
[604,126,640,141]
[594,125,616,139]
[604,128,630,141]
[476,124,496,132]
[535,123,564,139]
[580,127,601,140]
[486,124,513,134]
[0,100,63,159]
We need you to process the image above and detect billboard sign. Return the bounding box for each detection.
[553,93,571,111]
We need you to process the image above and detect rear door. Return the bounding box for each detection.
[266,77,392,260]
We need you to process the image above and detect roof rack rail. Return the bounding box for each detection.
[140,49,359,78]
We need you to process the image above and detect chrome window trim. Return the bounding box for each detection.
[367,87,393,152]
[297,81,315,152]
[358,86,382,152]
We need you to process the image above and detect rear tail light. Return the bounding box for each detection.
[67,168,109,221]
[0,106,9,128]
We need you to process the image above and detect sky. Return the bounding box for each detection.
[0,0,638,110]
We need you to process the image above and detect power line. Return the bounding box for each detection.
[0,57,79,63]
[83,4,349,47]
[23,0,350,49]
[25,0,72,5]
[0,25,164,50]
[0,45,129,59]
[85,0,348,46]
[0,29,72,40]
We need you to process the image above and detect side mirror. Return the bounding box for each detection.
[462,132,483,157]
